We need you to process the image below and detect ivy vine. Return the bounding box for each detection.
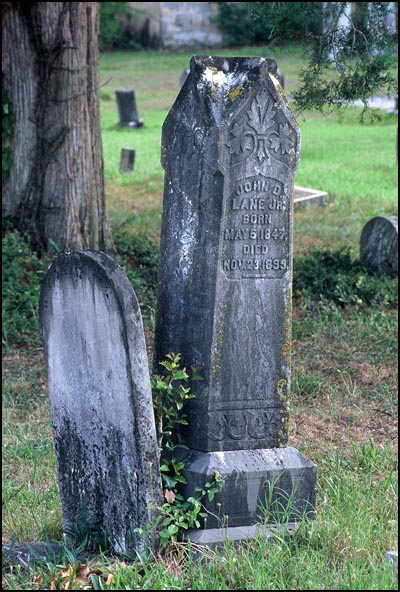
[136,353,223,547]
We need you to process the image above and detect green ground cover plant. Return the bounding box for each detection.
[2,45,398,590]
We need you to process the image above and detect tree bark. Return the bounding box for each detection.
[2,2,113,253]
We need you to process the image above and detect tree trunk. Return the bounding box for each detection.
[2,2,113,253]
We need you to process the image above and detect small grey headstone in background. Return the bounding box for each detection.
[154,55,317,543]
[179,68,190,87]
[360,215,398,275]
[39,251,162,554]
[115,89,144,128]
[120,148,136,173]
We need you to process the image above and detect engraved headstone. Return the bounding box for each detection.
[39,251,162,554]
[154,56,317,543]
[115,89,144,128]
[119,148,136,173]
[360,215,398,275]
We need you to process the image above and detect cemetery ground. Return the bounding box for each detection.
[2,45,398,590]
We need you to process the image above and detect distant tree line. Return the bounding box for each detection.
[98,2,325,50]
[2,2,397,254]
[213,2,324,46]
[99,2,140,51]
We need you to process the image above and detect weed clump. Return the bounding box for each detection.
[2,228,48,350]
[2,224,160,351]
[293,244,398,309]
[113,226,159,328]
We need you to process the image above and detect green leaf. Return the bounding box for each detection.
[171,460,185,471]
[153,379,168,390]
[178,385,191,394]
[162,474,177,489]
[173,370,189,380]
[168,524,179,535]
[175,475,188,484]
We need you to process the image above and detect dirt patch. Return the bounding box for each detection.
[290,405,398,463]
[106,181,162,216]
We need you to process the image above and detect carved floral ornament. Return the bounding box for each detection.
[227,93,295,163]
[207,408,284,442]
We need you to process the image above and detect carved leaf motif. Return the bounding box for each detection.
[247,96,276,134]
[278,123,294,154]
[269,134,280,152]
[227,94,291,163]
[227,122,244,155]
[256,140,267,162]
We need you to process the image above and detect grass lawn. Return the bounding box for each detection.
[2,44,398,590]
[99,47,398,249]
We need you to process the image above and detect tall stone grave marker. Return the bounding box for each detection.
[115,89,144,128]
[39,251,162,554]
[154,56,317,542]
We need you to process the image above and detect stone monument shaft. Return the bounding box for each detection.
[154,56,300,453]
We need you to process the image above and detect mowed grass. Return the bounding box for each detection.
[99,47,398,248]
[2,44,398,590]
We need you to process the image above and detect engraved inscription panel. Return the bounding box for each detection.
[221,175,289,279]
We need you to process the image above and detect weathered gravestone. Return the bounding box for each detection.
[153,56,317,543]
[115,89,144,128]
[119,148,136,173]
[39,251,162,554]
[360,215,398,276]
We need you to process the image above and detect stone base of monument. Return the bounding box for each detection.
[117,120,144,129]
[182,522,299,546]
[175,447,317,546]
[294,186,329,209]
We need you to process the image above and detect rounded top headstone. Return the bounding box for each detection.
[360,215,398,275]
[39,249,162,555]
